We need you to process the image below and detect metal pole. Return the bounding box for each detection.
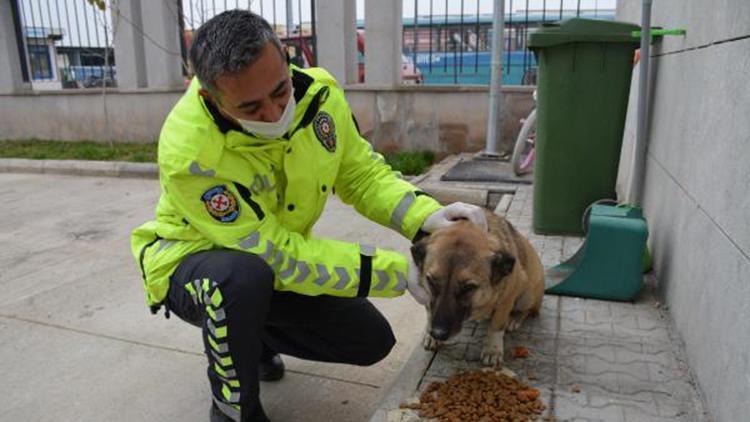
[413,0,418,71]
[481,0,504,158]
[310,0,317,66]
[628,0,652,206]
[458,0,464,73]
[286,0,293,38]
[474,0,479,71]
[443,0,448,73]
[505,0,512,75]
[428,0,433,73]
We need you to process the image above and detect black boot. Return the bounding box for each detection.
[259,344,285,382]
[210,402,270,422]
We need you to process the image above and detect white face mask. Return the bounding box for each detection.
[234,87,296,139]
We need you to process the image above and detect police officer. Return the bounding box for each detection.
[131,10,486,422]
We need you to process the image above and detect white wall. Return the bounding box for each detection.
[616,2,750,421]
[0,86,532,153]
[0,89,180,143]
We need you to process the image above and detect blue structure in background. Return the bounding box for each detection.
[397,10,614,85]
[414,50,535,85]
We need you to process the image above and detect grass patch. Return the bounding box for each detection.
[0,139,157,162]
[383,150,436,176]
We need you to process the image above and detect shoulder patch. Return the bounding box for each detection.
[201,185,239,223]
[313,111,337,152]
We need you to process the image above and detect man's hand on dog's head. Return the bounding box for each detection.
[421,202,488,233]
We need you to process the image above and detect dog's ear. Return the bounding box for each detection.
[410,238,429,270]
[491,252,516,283]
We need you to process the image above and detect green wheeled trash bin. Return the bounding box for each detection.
[528,18,640,235]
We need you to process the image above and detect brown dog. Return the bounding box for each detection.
[410,210,544,366]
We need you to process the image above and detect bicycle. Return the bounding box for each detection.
[511,90,537,176]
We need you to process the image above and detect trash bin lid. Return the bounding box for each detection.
[528,18,640,48]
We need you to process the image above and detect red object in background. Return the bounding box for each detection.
[357,30,422,84]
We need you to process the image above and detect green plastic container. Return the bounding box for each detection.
[528,18,640,235]
[544,205,648,301]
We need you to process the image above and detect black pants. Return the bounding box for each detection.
[166,249,396,421]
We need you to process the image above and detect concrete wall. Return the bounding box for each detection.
[0,86,533,154]
[347,85,533,156]
[0,89,180,143]
[615,2,750,421]
[1,0,533,153]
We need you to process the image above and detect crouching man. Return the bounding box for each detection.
[131,10,486,422]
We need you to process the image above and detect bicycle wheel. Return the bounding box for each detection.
[511,109,537,176]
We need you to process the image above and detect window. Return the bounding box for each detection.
[27,43,53,80]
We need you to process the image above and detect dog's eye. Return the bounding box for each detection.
[425,274,438,290]
[460,283,478,295]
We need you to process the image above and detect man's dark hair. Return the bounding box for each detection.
[189,10,284,92]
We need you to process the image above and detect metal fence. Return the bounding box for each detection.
[179,0,318,75]
[10,0,316,90]
[401,0,615,85]
[10,0,614,90]
[13,0,115,89]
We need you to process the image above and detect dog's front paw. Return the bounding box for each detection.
[480,347,504,367]
[507,318,522,332]
[481,329,505,367]
[507,311,530,332]
[422,333,441,351]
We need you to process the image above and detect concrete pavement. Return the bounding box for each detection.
[373,186,710,422]
[0,173,426,422]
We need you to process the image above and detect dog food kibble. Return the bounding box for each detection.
[400,370,546,421]
[516,388,541,402]
[512,346,530,358]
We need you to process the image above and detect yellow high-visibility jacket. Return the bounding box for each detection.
[130,67,442,311]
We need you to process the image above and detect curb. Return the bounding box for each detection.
[369,345,435,422]
[0,158,158,179]
[418,182,489,207]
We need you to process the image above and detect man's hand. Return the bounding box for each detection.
[407,259,429,305]
[421,202,488,233]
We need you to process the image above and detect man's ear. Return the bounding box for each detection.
[410,237,429,271]
[491,252,516,284]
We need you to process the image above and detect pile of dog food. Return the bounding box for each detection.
[401,369,546,421]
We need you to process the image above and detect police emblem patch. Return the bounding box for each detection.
[313,111,336,152]
[201,185,239,223]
